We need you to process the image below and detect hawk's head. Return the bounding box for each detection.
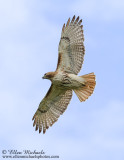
[42,72,56,80]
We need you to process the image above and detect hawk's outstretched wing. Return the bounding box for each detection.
[56,15,85,75]
[32,85,72,134]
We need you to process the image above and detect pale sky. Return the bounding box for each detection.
[0,0,124,160]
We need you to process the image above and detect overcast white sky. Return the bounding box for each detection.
[0,0,124,160]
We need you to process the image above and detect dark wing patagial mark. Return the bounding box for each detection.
[56,54,62,70]
[38,108,47,113]
[61,37,70,42]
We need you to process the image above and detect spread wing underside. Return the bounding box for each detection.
[56,15,85,75]
[32,84,72,134]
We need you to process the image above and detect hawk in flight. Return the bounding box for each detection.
[32,15,96,134]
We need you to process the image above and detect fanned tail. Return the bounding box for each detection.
[74,72,96,102]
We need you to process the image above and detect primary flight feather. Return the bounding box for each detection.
[32,15,96,134]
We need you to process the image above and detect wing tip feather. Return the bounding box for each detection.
[71,15,75,23]
[62,23,65,32]
[66,17,70,27]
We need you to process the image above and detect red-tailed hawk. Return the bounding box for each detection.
[32,15,96,134]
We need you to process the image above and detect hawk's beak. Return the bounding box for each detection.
[42,76,45,79]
